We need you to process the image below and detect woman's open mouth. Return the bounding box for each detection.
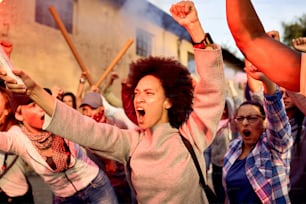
[242,130,251,137]
[137,109,145,116]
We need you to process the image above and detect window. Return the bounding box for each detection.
[136,28,152,57]
[187,52,196,74]
[35,0,73,33]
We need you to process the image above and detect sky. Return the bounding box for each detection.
[148,0,305,58]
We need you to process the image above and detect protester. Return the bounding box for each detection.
[121,79,137,125]
[287,91,306,115]
[223,66,292,203]
[0,89,118,204]
[77,72,136,129]
[0,40,35,204]
[0,1,226,203]
[80,92,128,129]
[76,72,122,109]
[63,90,129,202]
[204,97,237,203]
[0,87,35,204]
[280,88,306,204]
[79,91,132,204]
[62,91,77,109]
[225,0,305,95]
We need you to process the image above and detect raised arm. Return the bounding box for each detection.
[226,0,301,91]
[170,1,225,147]
[76,72,87,108]
[244,64,276,96]
[292,37,306,52]
[170,1,211,49]
[0,69,56,117]
[245,63,292,153]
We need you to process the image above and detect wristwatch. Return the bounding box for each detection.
[192,33,214,49]
[79,78,86,84]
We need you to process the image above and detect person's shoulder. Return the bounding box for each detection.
[8,125,23,134]
[106,116,128,129]
[5,125,29,146]
[228,137,241,149]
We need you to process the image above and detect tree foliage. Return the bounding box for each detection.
[282,14,306,47]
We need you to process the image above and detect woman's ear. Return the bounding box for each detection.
[164,98,172,109]
[14,106,23,122]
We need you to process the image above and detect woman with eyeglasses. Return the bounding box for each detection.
[222,66,292,203]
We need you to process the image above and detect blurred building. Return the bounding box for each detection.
[0,0,245,102]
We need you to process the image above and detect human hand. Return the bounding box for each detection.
[0,68,32,93]
[245,63,276,95]
[170,1,199,27]
[245,59,263,93]
[51,85,64,100]
[267,30,280,41]
[90,85,100,93]
[81,71,87,78]
[106,72,119,87]
[170,1,204,42]
[110,72,119,80]
[292,37,306,52]
[244,62,265,81]
[121,78,132,88]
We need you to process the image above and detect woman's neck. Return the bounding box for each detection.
[239,143,253,160]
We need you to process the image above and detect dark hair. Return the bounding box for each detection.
[236,100,266,118]
[0,87,18,131]
[62,92,77,109]
[244,83,252,101]
[44,88,52,95]
[0,79,5,88]
[127,56,194,128]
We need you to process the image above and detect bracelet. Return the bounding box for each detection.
[79,78,86,84]
[192,33,214,49]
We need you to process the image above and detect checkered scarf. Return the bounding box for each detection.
[21,126,70,172]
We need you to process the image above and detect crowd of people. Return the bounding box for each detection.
[0,0,305,203]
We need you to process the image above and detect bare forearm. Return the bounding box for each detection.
[262,77,277,96]
[226,0,301,91]
[226,0,265,49]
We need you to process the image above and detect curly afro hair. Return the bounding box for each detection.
[126,56,194,129]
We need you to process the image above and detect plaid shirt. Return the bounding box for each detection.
[223,90,292,204]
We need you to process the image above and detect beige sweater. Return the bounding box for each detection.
[44,46,225,203]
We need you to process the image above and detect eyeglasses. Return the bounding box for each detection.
[234,115,264,124]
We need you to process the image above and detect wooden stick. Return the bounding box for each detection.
[48,6,95,86]
[95,39,134,87]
